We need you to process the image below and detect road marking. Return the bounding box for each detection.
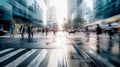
[0,49,25,63]
[86,48,115,67]
[96,55,115,67]
[0,48,14,54]
[27,49,47,67]
[5,49,37,67]
[47,50,59,67]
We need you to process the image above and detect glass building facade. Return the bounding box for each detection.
[0,0,43,31]
[94,0,120,21]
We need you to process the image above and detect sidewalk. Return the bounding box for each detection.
[0,32,55,39]
[68,32,120,63]
[69,32,119,39]
[0,33,60,49]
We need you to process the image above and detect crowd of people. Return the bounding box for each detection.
[41,24,58,36]
[9,24,34,39]
[85,24,119,40]
[19,25,34,39]
[9,22,119,40]
[9,23,59,38]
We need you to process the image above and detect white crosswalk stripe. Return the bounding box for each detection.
[27,49,47,67]
[0,49,25,63]
[0,48,14,54]
[5,49,37,67]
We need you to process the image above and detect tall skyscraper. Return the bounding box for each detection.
[93,0,120,22]
[67,0,82,23]
[47,6,57,24]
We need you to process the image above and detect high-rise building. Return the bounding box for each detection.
[0,0,43,31]
[67,0,77,23]
[67,0,82,23]
[47,6,57,24]
[0,0,12,30]
[93,0,120,22]
[44,0,50,7]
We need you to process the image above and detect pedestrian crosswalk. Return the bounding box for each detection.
[0,49,25,63]
[5,49,37,67]
[0,48,67,67]
[27,49,47,67]
[0,48,14,54]
[0,46,117,67]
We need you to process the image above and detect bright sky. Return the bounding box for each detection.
[84,0,93,11]
[49,0,67,25]
[36,0,93,26]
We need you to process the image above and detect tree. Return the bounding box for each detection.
[72,17,85,29]
[73,17,85,24]
[63,22,70,31]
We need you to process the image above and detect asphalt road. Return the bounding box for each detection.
[0,32,120,67]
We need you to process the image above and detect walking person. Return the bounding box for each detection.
[53,23,58,36]
[108,24,115,39]
[42,27,45,35]
[31,26,34,38]
[45,26,49,36]
[27,25,31,38]
[10,23,15,38]
[85,26,89,38]
[19,25,26,38]
[96,24,102,40]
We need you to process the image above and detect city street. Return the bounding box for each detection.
[0,32,120,67]
[0,0,120,67]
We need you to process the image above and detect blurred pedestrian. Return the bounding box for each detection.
[10,23,15,38]
[27,25,31,38]
[45,26,49,36]
[53,23,58,36]
[19,25,26,38]
[31,26,34,38]
[42,27,45,35]
[108,24,115,39]
[85,26,89,38]
[96,24,102,40]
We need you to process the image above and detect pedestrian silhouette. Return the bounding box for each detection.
[108,24,115,40]
[10,23,15,38]
[19,25,26,39]
[85,26,89,38]
[45,26,49,36]
[42,27,45,35]
[31,26,34,38]
[27,25,34,43]
[96,24,102,40]
[27,25,31,38]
